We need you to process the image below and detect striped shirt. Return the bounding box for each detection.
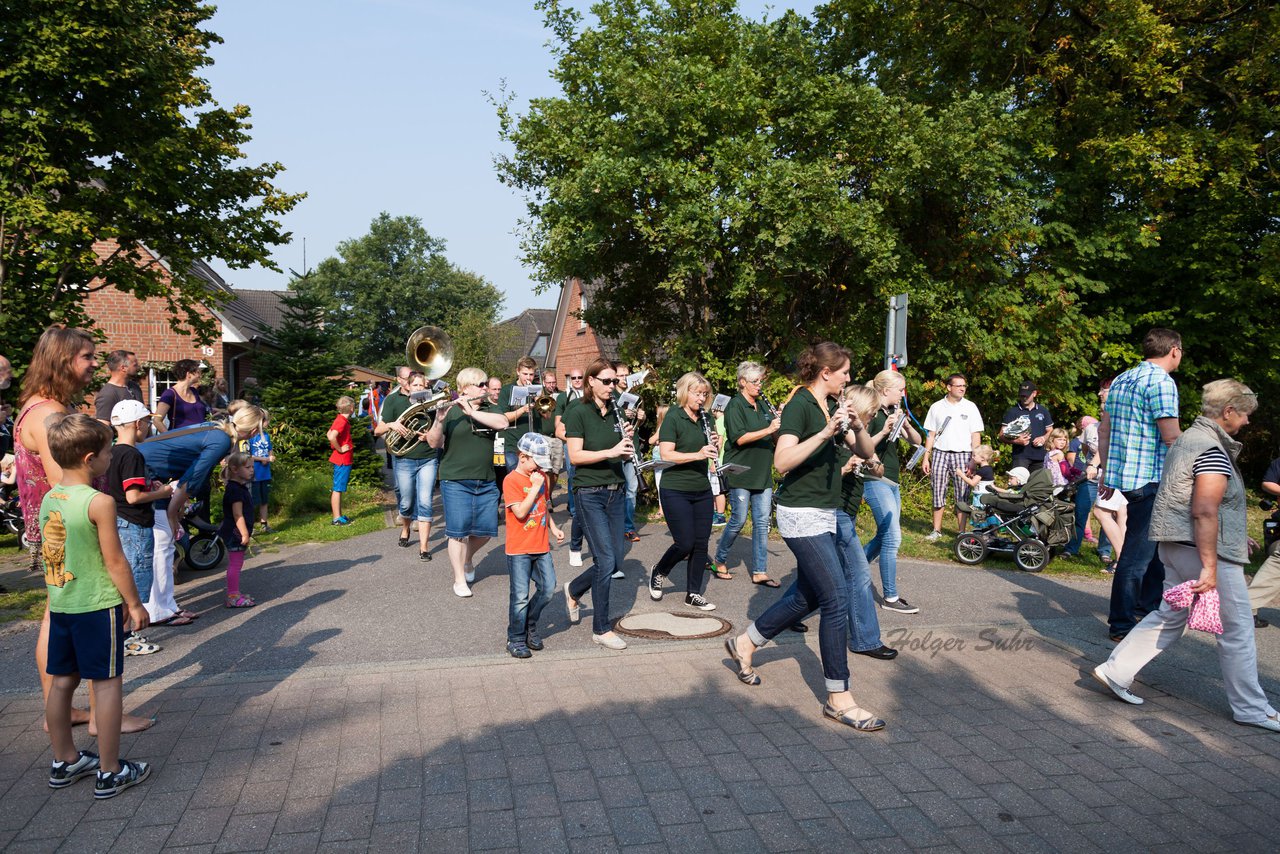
[1102,361,1179,492]
[1191,446,1234,479]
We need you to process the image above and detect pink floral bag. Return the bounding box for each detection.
[1162,580,1223,635]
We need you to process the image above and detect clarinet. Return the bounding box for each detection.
[698,408,723,493]
[613,402,649,491]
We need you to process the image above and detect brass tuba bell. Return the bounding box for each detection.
[405,325,453,380]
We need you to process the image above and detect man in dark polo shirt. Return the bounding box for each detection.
[94,350,145,425]
[999,381,1053,472]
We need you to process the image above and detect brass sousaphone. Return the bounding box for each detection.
[385,326,454,457]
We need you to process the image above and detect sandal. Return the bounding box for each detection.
[158,613,195,626]
[225,594,256,609]
[823,702,886,732]
[176,609,199,620]
[712,563,734,580]
[751,573,781,588]
[724,637,761,686]
[398,534,411,548]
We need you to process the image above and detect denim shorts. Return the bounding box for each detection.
[441,479,499,539]
[116,518,154,605]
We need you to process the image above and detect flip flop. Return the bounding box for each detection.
[176,609,199,620]
[160,613,195,626]
[712,566,734,580]
[751,574,781,588]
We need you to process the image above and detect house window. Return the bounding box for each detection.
[529,333,549,362]
[578,294,588,332]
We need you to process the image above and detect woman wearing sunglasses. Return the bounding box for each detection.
[562,359,634,650]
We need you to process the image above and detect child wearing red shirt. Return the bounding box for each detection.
[327,396,355,525]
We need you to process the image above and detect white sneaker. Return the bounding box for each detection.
[1092,664,1143,705]
[569,551,583,567]
[453,583,473,598]
[925,530,943,542]
[464,566,475,584]
[1237,713,1280,733]
[610,569,625,580]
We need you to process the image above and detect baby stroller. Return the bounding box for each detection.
[0,484,31,549]
[952,468,1078,572]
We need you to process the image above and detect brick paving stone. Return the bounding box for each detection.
[319,802,373,842]
[213,813,276,853]
[467,811,518,850]
[796,816,854,853]
[372,785,421,825]
[176,806,235,847]
[692,794,752,833]
[56,818,126,853]
[710,827,768,852]
[560,799,610,838]
[367,820,419,852]
[420,792,469,828]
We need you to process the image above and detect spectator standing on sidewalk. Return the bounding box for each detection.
[921,373,983,538]
[998,381,1053,472]
[93,351,144,426]
[1247,456,1280,628]
[248,415,275,532]
[327,396,355,526]
[1098,327,1183,641]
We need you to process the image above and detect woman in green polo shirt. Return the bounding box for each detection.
[712,361,781,586]
[563,358,634,650]
[649,372,720,611]
[723,342,885,732]
[426,367,511,599]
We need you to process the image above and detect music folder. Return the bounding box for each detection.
[716,463,751,476]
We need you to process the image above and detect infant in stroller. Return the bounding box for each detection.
[975,466,1054,522]
[956,466,1076,572]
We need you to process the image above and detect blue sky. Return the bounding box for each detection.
[205,1,791,318]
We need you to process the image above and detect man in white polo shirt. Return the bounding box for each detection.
[921,374,984,540]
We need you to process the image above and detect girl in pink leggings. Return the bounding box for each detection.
[219,453,257,607]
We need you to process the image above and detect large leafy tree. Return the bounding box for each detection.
[495,0,1110,421]
[294,213,505,372]
[0,0,302,360]
[816,0,1280,455]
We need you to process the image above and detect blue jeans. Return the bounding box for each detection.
[622,461,638,533]
[714,487,772,575]
[393,456,437,522]
[836,510,882,652]
[117,519,154,605]
[1108,481,1165,636]
[567,486,625,634]
[1064,479,1097,556]
[507,551,556,643]
[748,531,850,693]
[862,479,902,600]
[565,460,583,551]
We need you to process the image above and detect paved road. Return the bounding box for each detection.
[1,520,1278,852]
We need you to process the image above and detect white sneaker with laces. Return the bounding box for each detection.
[569,551,583,567]
[1092,664,1143,705]
[925,530,943,542]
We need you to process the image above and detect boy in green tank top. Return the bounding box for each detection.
[40,414,151,799]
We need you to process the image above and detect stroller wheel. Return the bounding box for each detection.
[1015,539,1050,572]
[954,533,988,565]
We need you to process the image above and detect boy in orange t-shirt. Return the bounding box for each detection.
[504,433,564,658]
[327,396,355,525]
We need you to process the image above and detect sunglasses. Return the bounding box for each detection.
[594,377,618,386]
[567,375,583,380]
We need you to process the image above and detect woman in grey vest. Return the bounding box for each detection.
[1091,380,1278,731]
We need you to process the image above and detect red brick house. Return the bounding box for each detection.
[547,277,621,378]
[83,239,290,405]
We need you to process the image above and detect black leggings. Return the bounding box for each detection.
[655,487,713,594]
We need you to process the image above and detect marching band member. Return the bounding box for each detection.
[555,368,586,564]
[723,342,886,731]
[562,359,633,650]
[864,370,923,615]
[649,372,718,611]
[374,372,437,560]
[712,361,781,586]
[426,368,510,598]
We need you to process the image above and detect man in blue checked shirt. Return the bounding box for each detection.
[1097,328,1183,641]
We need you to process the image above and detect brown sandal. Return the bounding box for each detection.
[751,573,781,588]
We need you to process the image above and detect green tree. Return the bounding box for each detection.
[815,0,1280,457]
[294,213,505,371]
[496,0,1107,420]
[0,0,302,361]
[253,290,352,466]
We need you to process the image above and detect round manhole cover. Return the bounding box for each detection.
[613,612,733,640]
